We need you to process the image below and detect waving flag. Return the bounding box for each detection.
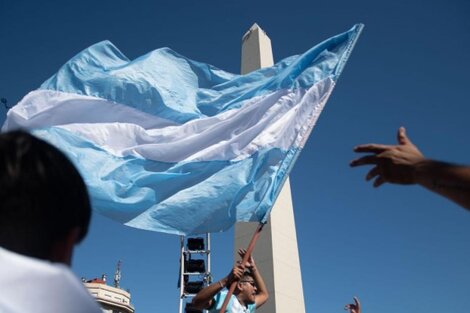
[2,24,363,235]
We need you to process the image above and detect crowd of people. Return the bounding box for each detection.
[1,125,469,312]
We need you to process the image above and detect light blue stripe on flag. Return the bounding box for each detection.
[3,24,363,235]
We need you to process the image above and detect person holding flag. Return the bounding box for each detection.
[191,249,269,313]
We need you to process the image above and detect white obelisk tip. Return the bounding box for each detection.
[240,23,274,74]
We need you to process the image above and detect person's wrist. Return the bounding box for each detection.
[413,159,433,185]
[220,277,229,288]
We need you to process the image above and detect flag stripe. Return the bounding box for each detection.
[2,89,178,131]
[9,78,334,163]
[39,25,361,124]
[32,126,293,234]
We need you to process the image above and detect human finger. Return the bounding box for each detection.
[239,248,254,265]
[350,155,379,167]
[353,296,360,309]
[235,261,244,269]
[353,144,391,153]
[238,248,247,258]
[397,126,411,145]
[238,250,251,267]
[373,175,386,187]
[366,166,380,181]
[233,266,243,279]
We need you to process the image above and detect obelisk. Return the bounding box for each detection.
[234,23,306,313]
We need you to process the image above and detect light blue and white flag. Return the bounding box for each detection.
[3,24,363,235]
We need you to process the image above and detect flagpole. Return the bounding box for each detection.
[219,222,265,313]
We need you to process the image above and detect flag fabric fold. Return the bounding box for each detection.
[2,24,363,235]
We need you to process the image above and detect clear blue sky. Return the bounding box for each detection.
[1,0,470,312]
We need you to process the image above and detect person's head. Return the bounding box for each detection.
[235,272,257,305]
[0,130,91,265]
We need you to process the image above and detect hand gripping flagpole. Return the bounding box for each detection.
[219,222,266,313]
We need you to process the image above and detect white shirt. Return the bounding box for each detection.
[0,247,102,313]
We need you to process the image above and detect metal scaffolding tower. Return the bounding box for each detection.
[178,234,211,313]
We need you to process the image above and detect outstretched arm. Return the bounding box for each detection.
[238,249,269,308]
[412,160,470,210]
[350,127,470,210]
[191,263,244,310]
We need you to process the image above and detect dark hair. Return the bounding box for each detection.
[242,272,254,280]
[0,130,91,260]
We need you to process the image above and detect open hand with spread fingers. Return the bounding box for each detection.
[350,127,425,187]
